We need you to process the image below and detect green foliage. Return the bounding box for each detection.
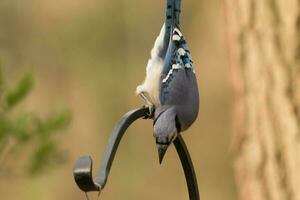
[5,73,34,109]
[36,110,72,137]
[29,141,57,174]
[28,140,67,176]
[0,66,72,176]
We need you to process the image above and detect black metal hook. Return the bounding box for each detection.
[73,107,200,199]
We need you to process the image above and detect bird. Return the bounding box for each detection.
[136,0,199,164]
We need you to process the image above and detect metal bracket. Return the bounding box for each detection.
[73,107,200,199]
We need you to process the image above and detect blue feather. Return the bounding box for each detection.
[160,0,176,60]
[160,28,194,104]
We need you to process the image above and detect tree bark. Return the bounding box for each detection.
[224,0,300,200]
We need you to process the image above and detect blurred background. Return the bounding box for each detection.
[0,0,236,199]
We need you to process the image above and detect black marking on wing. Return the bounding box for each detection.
[160,27,194,104]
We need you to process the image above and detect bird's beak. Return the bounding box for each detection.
[156,144,169,164]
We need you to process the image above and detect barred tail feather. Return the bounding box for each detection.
[174,0,181,26]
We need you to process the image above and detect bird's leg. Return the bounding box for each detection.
[139,92,153,105]
[139,92,155,118]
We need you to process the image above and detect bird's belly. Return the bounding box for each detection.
[136,59,164,106]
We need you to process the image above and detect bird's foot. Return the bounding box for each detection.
[138,92,155,118]
[143,104,155,119]
[139,92,152,105]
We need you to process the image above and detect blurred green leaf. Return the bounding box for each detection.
[28,140,57,175]
[36,109,72,137]
[5,72,34,109]
[0,67,72,177]
[0,116,11,142]
[10,113,33,142]
[0,63,4,97]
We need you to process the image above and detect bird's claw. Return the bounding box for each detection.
[143,104,155,119]
[138,92,155,118]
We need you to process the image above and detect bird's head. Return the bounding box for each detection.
[153,106,181,164]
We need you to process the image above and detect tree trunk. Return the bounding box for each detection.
[224,0,300,200]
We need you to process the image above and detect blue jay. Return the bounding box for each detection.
[136,0,199,163]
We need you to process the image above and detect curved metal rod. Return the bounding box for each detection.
[73,107,200,200]
[73,107,150,192]
[174,135,200,200]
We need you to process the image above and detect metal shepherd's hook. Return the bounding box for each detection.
[73,106,200,200]
[74,0,200,198]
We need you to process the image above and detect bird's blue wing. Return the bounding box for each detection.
[160,0,182,59]
[160,27,195,105]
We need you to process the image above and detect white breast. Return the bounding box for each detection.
[136,24,166,106]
